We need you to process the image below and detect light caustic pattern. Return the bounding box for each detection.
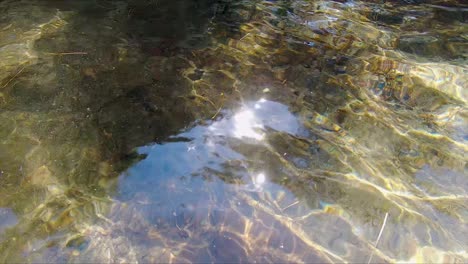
[0,0,467,263]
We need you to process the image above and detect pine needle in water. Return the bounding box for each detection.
[367,212,389,264]
[1,64,26,89]
[44,52,88,56]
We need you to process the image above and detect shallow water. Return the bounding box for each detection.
[0,0,467,263]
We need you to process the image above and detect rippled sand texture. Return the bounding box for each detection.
[0,0,467,263]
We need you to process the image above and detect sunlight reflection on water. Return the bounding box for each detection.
[208,98,302,141]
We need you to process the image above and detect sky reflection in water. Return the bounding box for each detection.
[113,99,322,262]
[119,99,302,198]
[0,208,17,238]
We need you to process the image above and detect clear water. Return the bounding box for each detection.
[0,0,467,263]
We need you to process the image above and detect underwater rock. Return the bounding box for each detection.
[25,165,55,187]
[0,7,69,85]
[398,35,444,57]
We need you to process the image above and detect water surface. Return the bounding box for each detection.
[0,0,467,263]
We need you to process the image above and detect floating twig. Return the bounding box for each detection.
[367,212,389,264]
[1,24,12,31]
[44,52,88,56]
[1,65,26,88]
[240,33,251,41]
[211,106,222,120]
[282,200,300,211]
[193,93,216,108]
